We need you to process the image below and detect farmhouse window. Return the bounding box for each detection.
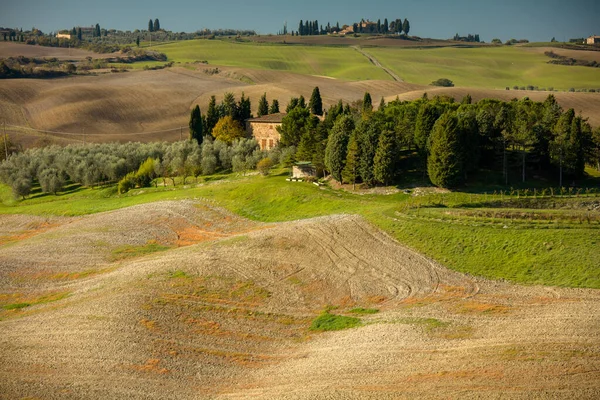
[261,139,267,149]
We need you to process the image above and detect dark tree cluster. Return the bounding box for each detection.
[295,17,410,36]
[148,19,160,32]
[276,91,598,189]
[203,92,253,136]
[453,33,480,42]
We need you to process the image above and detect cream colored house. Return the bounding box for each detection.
[587,35,600,44]
[246,113,285,150]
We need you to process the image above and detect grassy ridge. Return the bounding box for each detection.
[155,39,600,89]
[157,39,390,81]
[1,173,598,289]
[369,46,600,90]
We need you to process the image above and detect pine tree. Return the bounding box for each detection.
[269,99,280,114]
[189,105,203,144]
[362,92,373,115]
[257,93,269,117]
[204,95,219,135]
[154,18,160,31]
[427,112,464,188]
[325,115,354,183]
[373,129,397,185]
[309,87,323,116]
[342,133,360,189]
[148,19,154,32]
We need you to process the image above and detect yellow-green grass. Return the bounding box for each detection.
[156,39,390,81]
[1,171,598,289]
[368,46,600,90]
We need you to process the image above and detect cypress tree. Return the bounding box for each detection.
[269,99,280,114]
[204,95,219,135]
[257,93,269,117]
[342,133,360,189]
[355,119,380,186]
[154,18,160,31]
[325,115,354,183]
[427,112,464,188]
[299,20,303,36]
[238,92,252,121]
[189,105,203,144]
[148,19,154,32]
[362,92,373,115]
[402,19,410,35]
[383,18,389,34]
[309,86,323,116]
[373,129,397,185]
[379,97,386,111]
[95,23,101,38]
[77,27,82,41]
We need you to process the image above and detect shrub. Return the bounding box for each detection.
[430,78,454,87]
[257,157,274,176]
[118,172,137,194]
[310,312,361,331]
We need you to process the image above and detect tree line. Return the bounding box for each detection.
[275,91,599,188]
[293,18,409,36]
[0,137,280,198]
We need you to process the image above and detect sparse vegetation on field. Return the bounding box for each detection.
[111,241,171,261]
[348,307,379,314]
[310,312,362,331]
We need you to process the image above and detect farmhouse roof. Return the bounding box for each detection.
[246,113,286,123]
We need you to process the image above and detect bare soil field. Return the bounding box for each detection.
[386,87,600,127]
[0,42,112,60]
[0,66,423,147]
[0,201,598,399]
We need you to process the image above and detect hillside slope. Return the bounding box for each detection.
[1,201,598,399]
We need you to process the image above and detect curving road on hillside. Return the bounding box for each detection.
[353,46,403,82]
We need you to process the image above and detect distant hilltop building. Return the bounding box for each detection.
[587,35,600,44]
[56,33,71,39]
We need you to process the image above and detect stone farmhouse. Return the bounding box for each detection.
[246,113,285,150]
[587,35,600,45]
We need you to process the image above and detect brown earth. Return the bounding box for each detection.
[0,42,114,60]
[2,64,600,149]
[0,200,598,399]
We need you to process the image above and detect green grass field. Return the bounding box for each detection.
[369,46,600,90]
[1,171,599,289]
[151,38,600,90]
[155,39,390,81]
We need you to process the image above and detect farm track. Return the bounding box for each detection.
[0,200,599,399]
[353,46,403,82]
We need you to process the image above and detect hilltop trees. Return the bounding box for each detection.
[148,19,154,32]
[154,19,160,31]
